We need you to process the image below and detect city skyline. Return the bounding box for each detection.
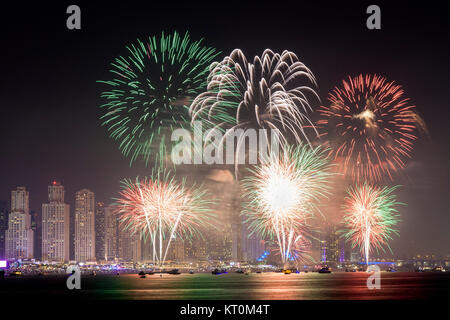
[1,181,447,264]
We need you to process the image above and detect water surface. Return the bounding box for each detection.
[1,272,449,300]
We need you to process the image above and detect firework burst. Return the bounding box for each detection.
[190,49,320,159]
[98,31,219,166]
[341,183,402,265]
[242,144,333,266]
[113,170,214,267]
[317,74,427,182]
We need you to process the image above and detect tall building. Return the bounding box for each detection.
[163,235,185,262]
[318,223,346,266]
[95,202,106,262]
[118,224,141,262]
[198,169,238,262]
[0,201,8,259]
[5,187,34,259]
[241,230,265,263]
[30,210,42,260]
[42,181,70,262]
[74,189,95,262]
[104,205,118,261]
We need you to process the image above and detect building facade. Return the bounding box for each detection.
[104,205,118,261]
[42,182,70,262]
[74,189,95,262]
[95,202,106,262]
[118,221,141,262]
[0,201,8,259]
[5,187,34,259]
[30,210,42,260]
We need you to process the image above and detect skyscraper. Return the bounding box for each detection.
[164,235,185,262]
[241,231,265,263]
[5,187,34,259]
[195,169,237,262]
[0,201,8,259]
[42,181,70,262]
[95,202,106,262]
[30,210,42,260]
[318,223,344,266]
[74,189,95,262]
[104,204,118,261]
[118,223,141,262]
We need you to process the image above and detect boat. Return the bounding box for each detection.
[282,269,292,274]
[167,269,181,275]
[432,266,445,272]
[256,270,262,274]
[318,267,331,273]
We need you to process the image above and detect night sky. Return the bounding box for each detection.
[1,1,449,257]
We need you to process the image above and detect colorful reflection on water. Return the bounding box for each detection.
[1,272,449,300]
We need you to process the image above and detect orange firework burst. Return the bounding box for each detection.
[113,170,214,266]
[317,74,427,182]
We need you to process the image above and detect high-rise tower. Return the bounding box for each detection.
[42,181,70,262]
[5,187,34,259]
[74,189,95,262]
[104,205,118,261]
[95,202,106,262]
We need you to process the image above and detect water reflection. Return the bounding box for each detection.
[86,272,450,300]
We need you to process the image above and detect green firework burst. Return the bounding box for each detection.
[341,183,402,264]
[98,31,220,166]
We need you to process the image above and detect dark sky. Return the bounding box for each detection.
[1,1,449,257]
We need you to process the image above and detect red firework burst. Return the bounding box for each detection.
[317,74,426,181]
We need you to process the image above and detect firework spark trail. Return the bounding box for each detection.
[113,170,214,267]
[190,49,320,171]
[98,31,219,167]
[341,183,402,265]
[317,74,427,182]
[242,144,333,266]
